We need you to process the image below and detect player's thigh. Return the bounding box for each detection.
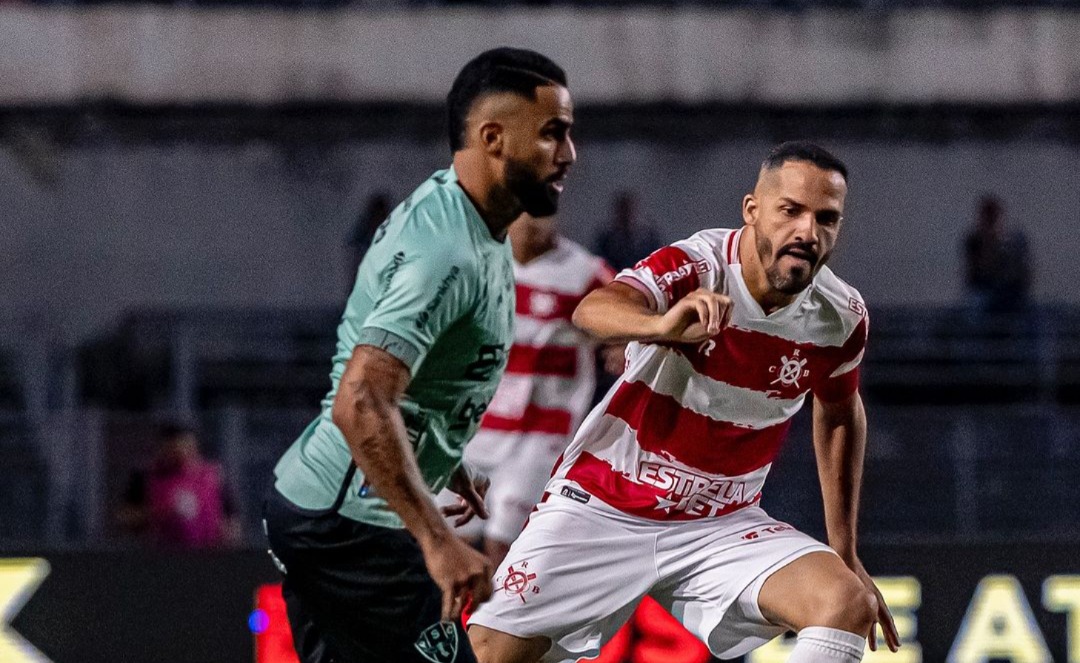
[468,496,655,663]
[651,508,834,659]
[757,550,878,634]
[468,624,550,663]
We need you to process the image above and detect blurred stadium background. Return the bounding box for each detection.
[3,1,1080,662]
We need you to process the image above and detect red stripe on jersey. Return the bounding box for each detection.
[515,283,587,322]
[481,404,573,435]
[726,231,737,265]
[635,246,700,306]
[564,452,760,522]
[814,365,860,403]
[505,344,578,378]
[659,317,868,400]
[606,381,791,476]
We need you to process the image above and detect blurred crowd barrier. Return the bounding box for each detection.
[4,6,1080,105]
[3,542,1079,662]
[2,305,1080,548]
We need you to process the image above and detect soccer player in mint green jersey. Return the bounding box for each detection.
[263,47,576,663]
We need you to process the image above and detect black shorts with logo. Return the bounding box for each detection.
[263,487,477,663]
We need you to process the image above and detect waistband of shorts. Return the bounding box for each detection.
[545,478,764,527]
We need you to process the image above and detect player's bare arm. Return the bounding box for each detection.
[573,281,732,344]
[813,391,901,652]
[332,344,494,620]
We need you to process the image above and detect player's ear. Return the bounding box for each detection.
[478,121,504,156]
[742,194,758,226]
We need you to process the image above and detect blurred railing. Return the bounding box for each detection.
[2,304,1079,548]
[10,0,1080,8]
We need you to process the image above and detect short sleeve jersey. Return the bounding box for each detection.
[274,168,515,528]
[548,227,868,522]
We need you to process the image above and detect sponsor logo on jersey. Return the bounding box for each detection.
[414,621,458,663]
[653,260,711,292]
[560,486,591,504]
[637,461,755,517]
[372,251,407,309]
[415,266,462,330]
[464,344,506,381]
[741,523,795,540]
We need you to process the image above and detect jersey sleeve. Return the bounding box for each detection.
[613,234,722,313]
[358,243,475,374]
[813,314,868,403]
[591,258,617,290]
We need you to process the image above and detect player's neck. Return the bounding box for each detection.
[738,227,797,315]
[453,152,521,242]
[509,231,556,265]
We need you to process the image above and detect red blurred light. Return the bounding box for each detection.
[254,584,299,663]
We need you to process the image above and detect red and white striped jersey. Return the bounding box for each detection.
[479,238,615,440]
[549,227,868,522]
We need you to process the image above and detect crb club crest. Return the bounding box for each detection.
[414,621,458,663]
[769,348,810,388]
[495,560,541,604]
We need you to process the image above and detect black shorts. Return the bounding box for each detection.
[263,488,477,663]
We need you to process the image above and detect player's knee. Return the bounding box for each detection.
[809,578,877,633]
[468,624,548,663]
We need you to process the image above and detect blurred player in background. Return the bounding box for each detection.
[468,142,899,663]
[263,47,575,663]
[450,211,616,566]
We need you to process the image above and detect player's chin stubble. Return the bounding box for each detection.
[757,234,814,295]
[505,159,559,217]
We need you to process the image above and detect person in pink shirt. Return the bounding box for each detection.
[119,422,240,548]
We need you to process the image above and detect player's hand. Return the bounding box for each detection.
[652,288,733,344]
[441,463,490,527]
[601,344,628,376]
[422,533,494,621]
[851,559,900,653]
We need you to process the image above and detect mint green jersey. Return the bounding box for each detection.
[274,168,515,528]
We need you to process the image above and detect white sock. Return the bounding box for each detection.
[785,626,865,663]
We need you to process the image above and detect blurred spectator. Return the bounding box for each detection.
[118,421,240,549]
[592,191,662,271]
[964,195,1031,313]
[347,192,393,287]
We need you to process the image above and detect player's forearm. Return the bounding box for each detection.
[813,394,868,563]
[573,286,664,343]
[333,388,452,549]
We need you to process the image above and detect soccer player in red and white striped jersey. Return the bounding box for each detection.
[469,142,900,663]
[458,212,616,565]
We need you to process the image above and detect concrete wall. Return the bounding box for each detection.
[2,138,1074,341]
[3,6,1080,104]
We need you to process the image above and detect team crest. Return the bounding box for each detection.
[495,560,542,604]
[414,621,458,663]
[769,349,810,388]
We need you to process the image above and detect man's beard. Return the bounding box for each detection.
[506,159,560,217]
[756,234,822,295]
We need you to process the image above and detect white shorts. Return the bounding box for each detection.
[448,430,566,544]
[468,489,834,662]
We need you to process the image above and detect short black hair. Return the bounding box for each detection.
[447,47,567,152]
[763,141,848,181]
